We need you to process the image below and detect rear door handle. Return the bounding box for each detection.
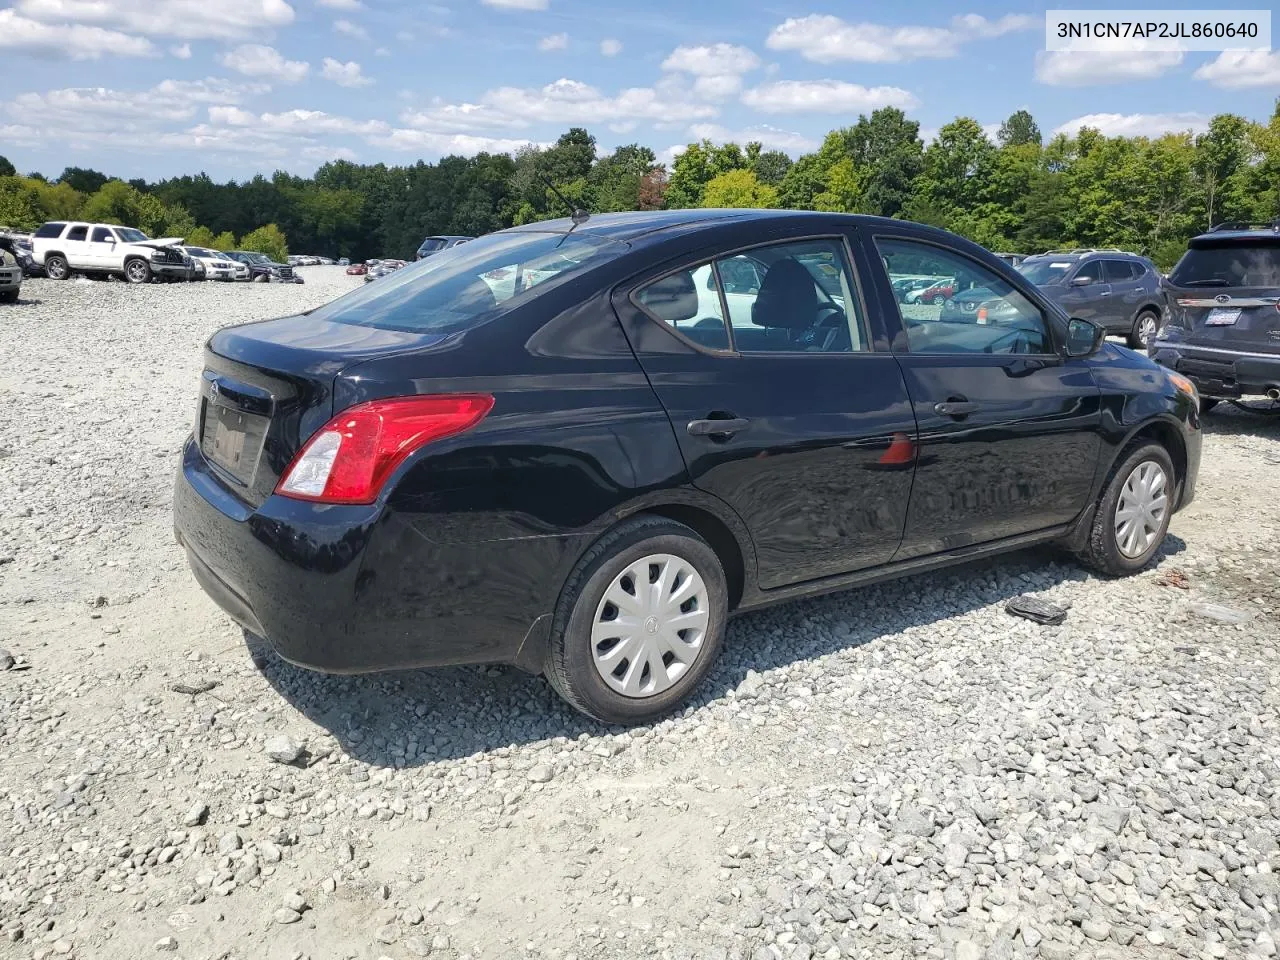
[687,417,750,437]
[934,400,980,417]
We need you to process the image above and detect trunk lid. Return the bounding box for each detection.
[197,314,452,507]
[1163,234,1280,354]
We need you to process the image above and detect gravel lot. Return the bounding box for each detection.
[1,268,1279,960]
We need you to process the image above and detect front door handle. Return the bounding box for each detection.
[687,417,750,438]
[934,400,980,417]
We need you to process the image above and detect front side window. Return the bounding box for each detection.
[1072,260,1102,284]
[877,237,1052,356]
[309,231,625,334]
[91,227,114,243]
[65,225,88,242]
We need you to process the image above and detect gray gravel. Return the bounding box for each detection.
[1,268,1279,960]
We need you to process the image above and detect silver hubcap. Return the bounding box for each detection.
[591,553,709,698]
[1115,460,1169,558]
[128,262,146,281]
[1139,314,1158,345]
[49,260,65,278]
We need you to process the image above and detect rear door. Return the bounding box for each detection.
[615,227,918,589]
[1102,258,1142,332]
[1057,259,1110,325]
[61,224,90,268]
[868,232,1103,557]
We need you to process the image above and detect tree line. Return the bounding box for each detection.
[2,100,1278,269]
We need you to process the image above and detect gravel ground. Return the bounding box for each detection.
[1,268,1279,960]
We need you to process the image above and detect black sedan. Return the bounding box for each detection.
[223,251,302,283]
[174,210,1202,724]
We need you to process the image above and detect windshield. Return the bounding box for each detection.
[116,227,149,243]
[308,230,626,334]
[417,238,448,253]
[1170,242,1280,288]
[243,253,270,264]
[1017,260,1073,285]
[186,247,214,258]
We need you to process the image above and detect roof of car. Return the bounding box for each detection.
[1192,223,1280,243]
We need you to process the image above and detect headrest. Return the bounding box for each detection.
[638,270,698,323]
[752,258,820,329]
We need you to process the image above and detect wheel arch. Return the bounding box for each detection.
[1118,415,1187,492]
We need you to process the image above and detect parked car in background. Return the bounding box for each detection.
[338,258,350,266]
[364,259,406,282]
[0,240,22,302]
[182,246,238,282]
[174,209,1200,725]
[917,278,956,305]
[1017,250,1164,349]
[224,251,301,283]
[415,235,472,260]
[994,252,1028,267]
[0,230,39,281]
[345,263,368,276]
[30,221,191,283]
[1150,220,1280,413]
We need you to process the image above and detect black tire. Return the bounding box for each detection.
[124,258,151,284]
[0,288,17,303]
[545,516,728,725]
[44,255,69,280]
[1076,441,1176,577]
[1127,308,1160,350]
[1200,398,1219,414]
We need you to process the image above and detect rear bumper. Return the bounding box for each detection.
[1151,341,1280,397]
[173,437,572,674]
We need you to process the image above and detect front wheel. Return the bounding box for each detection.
[124,258,151,284]
[44,255,69,280]
[545,516,728,725]
[1076,442,1176,576]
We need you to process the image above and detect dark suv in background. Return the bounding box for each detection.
[1150,221,1280,412]
[415,235,472,260]
[1018,250,1164,349]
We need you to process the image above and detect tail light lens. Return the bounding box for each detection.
[276,394,494,505]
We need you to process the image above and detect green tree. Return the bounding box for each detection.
[212,231,237,251]
[186,225,218,248]
[750,148,793,187]
[1193,114,1256,229]
[0,177,44,230]
[239,224,289,262]
[33,180,86,221]
[0,156,15,177]
[916,117,995,222]
[997,110,1042,147]
[702,169,779,208]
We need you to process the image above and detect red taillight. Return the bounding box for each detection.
[276,394,494,505]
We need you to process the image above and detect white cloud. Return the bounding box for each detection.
[662,42,762,76]
[538,32,568,51]
[0,9,157,59]
[692,74,744,99]
[400,78,718,133]
[369,129,551,156]
[741,80,918,113]
[211,107,388,135]
[219,44,309,82]
[152,77,272,102]
[481,0,547,8]
[322,57,373,87]
[207,105,259,126]
[316,0,360,7]
[12,87,197,127]
[333,18,368,39]
[375,46,390,56]
[766,12,1036,63]
[13,0,296,41]
[1035,49,1182,86]
[600,38,622,56]
[688,122,819,155]
[1054,112,1209,138]
[171,42,191,59]
[1194,50,1280,89]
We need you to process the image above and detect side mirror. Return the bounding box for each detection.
[1069,275,1093,287]
[1065,317,1105,357]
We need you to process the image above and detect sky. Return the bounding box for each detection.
[2,0,1279,182]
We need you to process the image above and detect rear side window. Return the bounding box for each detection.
[1102,260,1133,282]
[35,222,65,239]
[1170,242,1280,288]
[309,231,626,334]
[65,225,88,242]
[636,265,730,351]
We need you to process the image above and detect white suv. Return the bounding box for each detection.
[31,221,192,284]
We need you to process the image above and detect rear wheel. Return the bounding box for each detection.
[44,255,69,280]
[1128,309,1160,350]
[1076,442,1175,576]
[545,516,728,725]
[124,258,151,284]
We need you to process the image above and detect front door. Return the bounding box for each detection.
[85,226,118,270]
[871,235,1103,558]
[615,232,918,589]
[1058,259,1111,325]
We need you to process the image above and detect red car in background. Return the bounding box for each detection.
[345,263,368,276]
[918,279,956,305]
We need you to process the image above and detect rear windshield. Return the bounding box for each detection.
[309,230,626,334]
[1018,260,1073,285]
[1171,241,1280,288]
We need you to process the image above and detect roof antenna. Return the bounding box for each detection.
[538,174,590,226]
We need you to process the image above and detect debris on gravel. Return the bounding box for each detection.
[1,271,1279,960]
